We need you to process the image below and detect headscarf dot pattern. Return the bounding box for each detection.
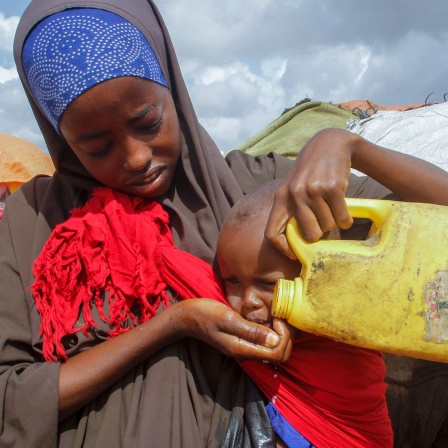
[22,8,168,131]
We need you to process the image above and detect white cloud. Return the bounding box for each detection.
[200,116,242,150]
[355,48,371,86]
[0,12,19,52]
[181,57,288,151]
[194,58,287,107]
[0,78,47,152]
[0,66,18,83]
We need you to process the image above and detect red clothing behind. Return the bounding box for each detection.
[242,332,393,447]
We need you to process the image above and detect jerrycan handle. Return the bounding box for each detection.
[285,198,393,263]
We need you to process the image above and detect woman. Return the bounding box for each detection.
[6,1,293,446]
[4,0,448,447]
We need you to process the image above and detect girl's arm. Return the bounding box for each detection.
[59,298,291,420]
[266,128,448,258]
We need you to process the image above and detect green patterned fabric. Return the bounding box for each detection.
[231,99,358,158]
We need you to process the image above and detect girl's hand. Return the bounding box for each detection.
[176,299,293,363]
[265,128,355,258]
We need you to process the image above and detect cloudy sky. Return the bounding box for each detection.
[1,0,448,154]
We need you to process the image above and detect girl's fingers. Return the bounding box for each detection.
[325,195,353,230]
[264,195,297,259]
[213,307,279,347]
[303,197,337,240]
[218,315,292,362]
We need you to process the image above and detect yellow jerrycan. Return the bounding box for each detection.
[272,198,448,362]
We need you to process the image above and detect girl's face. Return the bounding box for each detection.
[217,220,301,329]
[60,77,182,199]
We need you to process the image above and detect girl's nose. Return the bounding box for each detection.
[242,287,264,311]
[123,139,152,171]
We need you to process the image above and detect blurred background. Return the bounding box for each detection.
[1,0,448,153]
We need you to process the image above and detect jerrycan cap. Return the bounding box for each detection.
[272,278,302,319]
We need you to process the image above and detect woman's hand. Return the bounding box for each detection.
[265,128,355,258]
[176,299,294,363]
[58,298,292,420]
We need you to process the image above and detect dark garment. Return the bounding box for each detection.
[385,354,448,448]
[0,170,282,448]
[5,0,296,445]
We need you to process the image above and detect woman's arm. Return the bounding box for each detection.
[266,128,448,257]
[1,190,293,425]
[59,298,291,420]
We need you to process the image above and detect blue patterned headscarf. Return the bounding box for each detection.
[22,8,168,131]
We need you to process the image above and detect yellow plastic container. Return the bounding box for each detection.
[272,198,448,362]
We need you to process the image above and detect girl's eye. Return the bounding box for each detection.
[88,143,112,158]
[140,116,163,132]
[225,277,240,285]
[261,280,277,287]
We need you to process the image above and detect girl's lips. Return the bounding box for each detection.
[123,164,174,199]
[245,316,273,329]
[129,166,164,186]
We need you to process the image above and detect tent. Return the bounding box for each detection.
[0,133,54,219]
